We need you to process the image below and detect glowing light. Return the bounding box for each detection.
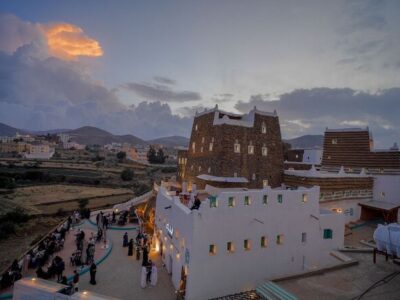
[31,277,36,281]
[176,253,180,259]
[170,244,173,250]
[155,242,160,252]
[43,23,103,60]
[83,291,88,295]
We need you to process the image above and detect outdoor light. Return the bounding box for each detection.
[170,244,173,250]
[155,242,160,252]
[83,291,88,295]
[31,278,36,281]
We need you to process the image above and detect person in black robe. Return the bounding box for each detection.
[142,246,148,266]
[89,262,97,285]
[135,246,140,261]
[123,232,128,247]
[128,239,133,256]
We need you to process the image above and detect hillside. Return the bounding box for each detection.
[0,122,28,136]
[284,135,324,149]
[66,126,147,146]
[147,135,189,148]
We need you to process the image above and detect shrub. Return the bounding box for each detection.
[0,207,30,224]
[78,199,89,210]
[121,168,134,181]
[0,221,16,240]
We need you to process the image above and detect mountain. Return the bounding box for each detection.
[147,136,189,148]
[66,126,147,146]
[0,122,28,136]
[284,135,324,149]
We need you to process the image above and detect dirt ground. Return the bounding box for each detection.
[0,216,64,272]
[1,184,134,214]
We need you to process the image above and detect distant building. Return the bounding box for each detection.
[0,136,15,143]
[0,142,30,154]
[24,142,54,159]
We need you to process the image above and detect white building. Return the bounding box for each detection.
[25,143,55,159]
[302,149,323,164]
[154,184,344,300]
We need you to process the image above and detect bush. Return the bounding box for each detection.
[116,151,126,162]
[121,168,134,181]
[78,199,89,210]
[134,183,151,196]
[0,207,30,224]
[0,176,15,189]
[0,221,16,240]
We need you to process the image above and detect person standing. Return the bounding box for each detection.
[89,262,97,285]
[128,239,133,256]
[142,245,149,266]
[146,260,152,284]
[123,232,128,247]
[150,262,158,286]
[72,270,80,292]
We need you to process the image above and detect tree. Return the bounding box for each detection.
[156,148,166,164]
[147,146,157,163]
[116,151,126,162]
[121,168,134,181]
[78,199,89,210]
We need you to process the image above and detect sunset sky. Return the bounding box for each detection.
[0,0,399,146]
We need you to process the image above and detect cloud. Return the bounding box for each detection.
[121,80,201,102]
[153,76,176,85]
[43,23,103,60]
[0,13,43,54]
[211,93,234,103]
[235,88,400,147]
[177,105,210,117]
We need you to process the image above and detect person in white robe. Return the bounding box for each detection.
[140,266,147,288]
[150,263,158,286]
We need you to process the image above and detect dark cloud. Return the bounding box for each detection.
[235,88,400,147]
[0,42,192,139]
[121,81,201,102]
[153,76,176,85]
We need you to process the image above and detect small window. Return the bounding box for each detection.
[261,236,268,248]
[234,142,241,153]
[381,192,385,198]
[201,137,205,143]
[323,229,333,239]
[295,154,299,159]
[277,194,283,203]
[332,138,337,144]
[200,146,203,153]
[252,173,256,180]
[276,234,284,245]
[227,242,235,253]
[302,194,308,203]
[261,122,266,134]
[244,196,251,206]
[234,172,238,177]
[190,165,194,170]
[248,145,254,154]
[327,155,331,159]
[209,143,213,151]
[263,195,268,205]
[228,197,235,207]
[192,142,196,153]
[198,166,202,172]
[208,167,211,173]
[209,244,217,255]
[244,239,251,250]
[302,232,307,243]
[262,146,268,156]
[209,196,217,208]
[195,124,198,131]
[263,180,269,188]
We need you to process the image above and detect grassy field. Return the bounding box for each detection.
[1,184,134,214]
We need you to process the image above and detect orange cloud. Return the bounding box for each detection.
[43,23,103,60]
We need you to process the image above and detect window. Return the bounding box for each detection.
[327,155,331,159]
[209,244,217,255]
[261,236,268,248]
[244,196,251,206]
[262,146,268,156]
[276,234,284,245]
[323,229,333,239]
[302,194,308,203]
[208,167,211,173]
[190,165,194,170]
[227,242,235,253]
[248,145,254,154]
[381,192,386,198]
[277,194,283,203]
[228,197,235,207]
[332,138,337,144]
[263,180,269,188]
[201,137,205,143]
[263,195,268,205]
[252,173,256,180]
[192,142,196,153]
[195,124,198,131]
[244,239,251,250]
[209,196,217,208]
[302,232,307,243]
[295,154,299,159]
[209,143,213,151]
[234,140,241,153]
[198,166,202,172]
[261,122,266,134]
[200,146,203,153]
[234,172,238,177]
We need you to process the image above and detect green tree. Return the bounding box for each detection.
[121,168,134,181]
[156,148,166,164]
[147,146,157,163]
[116,151,126,162]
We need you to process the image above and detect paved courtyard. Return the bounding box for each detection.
[78,221,176,300]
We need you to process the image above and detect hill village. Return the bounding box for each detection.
[0,107,400,300]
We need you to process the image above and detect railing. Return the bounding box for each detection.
[113,190,154,212]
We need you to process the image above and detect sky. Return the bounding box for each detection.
[0,0,399,146]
